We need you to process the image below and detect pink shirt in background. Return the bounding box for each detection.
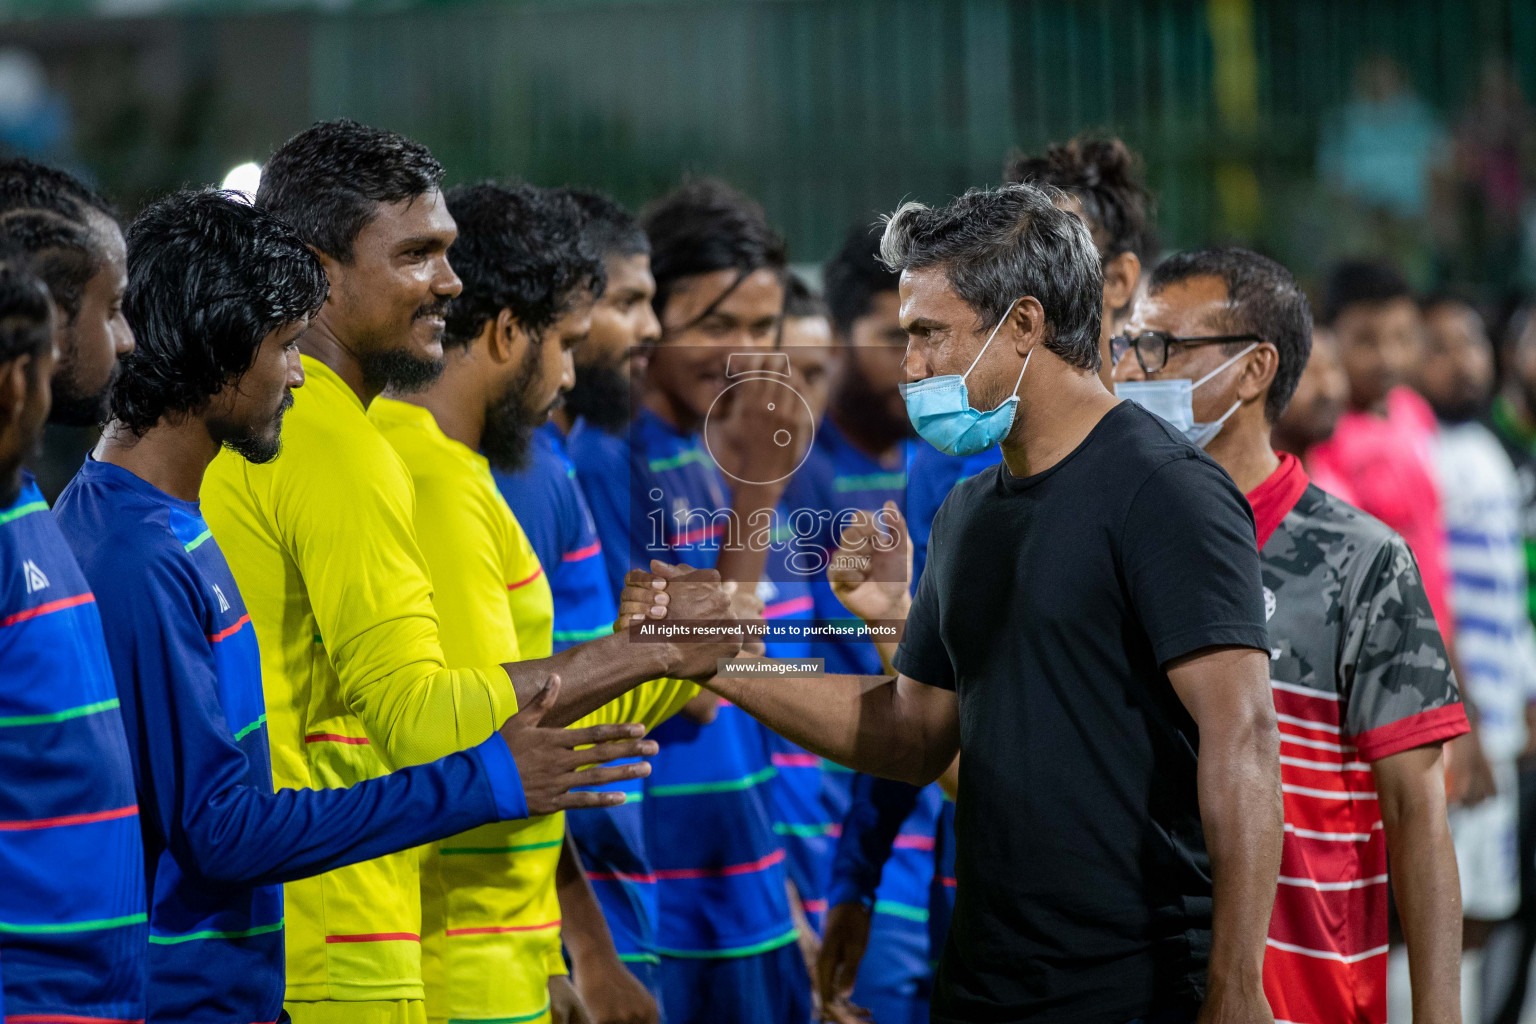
[1307,386,1455,644]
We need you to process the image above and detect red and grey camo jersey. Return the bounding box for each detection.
[1254,466,1469,1024]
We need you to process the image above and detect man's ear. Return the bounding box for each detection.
[1013,296,1049,355]
[489,308,528,365]
[0,354,31,434]
[1102,251,1141,317]
[1238,343,1280,404]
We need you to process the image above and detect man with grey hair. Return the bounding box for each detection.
[623,183,1283,1024]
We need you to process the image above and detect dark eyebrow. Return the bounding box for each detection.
[396,234,450,252]
[903,317,946,331]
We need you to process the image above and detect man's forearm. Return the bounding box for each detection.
[700,670,949,784]
[1199,712,1282,1004]
[556,827,618,968]
[1378,748,1462,1024]
[504,634,677,728]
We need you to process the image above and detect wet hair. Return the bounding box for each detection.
[0,157,115,224]
[558,187,649,260]
[1004,135,1155,259]
[113,190,328,435]
[880,184,1103,371]
[783,273,827,320]
[255,119,445,263]
[443,181,605,351]
[823,223,898,340]
[640,178,786,331]
[1149,246,1313,422]
[0,208,100,319]
[1322,260,1411,325]
[0,255,54,367]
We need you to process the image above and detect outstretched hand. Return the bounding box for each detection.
[498,675,658,816]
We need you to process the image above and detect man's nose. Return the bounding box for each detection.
[901,344,929,383]
[434,256,463,299]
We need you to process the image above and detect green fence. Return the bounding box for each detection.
[4,0,1535,280]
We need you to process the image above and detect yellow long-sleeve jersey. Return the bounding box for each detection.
[369,397,696,1024]
[200,356,518,1003]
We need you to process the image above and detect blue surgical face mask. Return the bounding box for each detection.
[1114,343,1257,449]
[900,300,1032,457]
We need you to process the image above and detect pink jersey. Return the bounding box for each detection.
[1307,387,1454,642]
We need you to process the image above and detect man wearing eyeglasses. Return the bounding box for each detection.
[1112,247,1469,1024]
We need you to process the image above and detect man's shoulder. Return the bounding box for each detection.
[55,473,186,578]
[1097,402,1240,503]
[1272,483,1401,577]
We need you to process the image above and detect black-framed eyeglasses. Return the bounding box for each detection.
[1109,330,1264,374]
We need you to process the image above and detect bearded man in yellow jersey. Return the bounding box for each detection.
[201,121,742,1024]
[369,182,698,1024]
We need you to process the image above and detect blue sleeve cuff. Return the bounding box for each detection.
[825,874,878,910]
[473,732,529,821]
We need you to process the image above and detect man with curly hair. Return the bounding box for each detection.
[52,189,655,1024]
[369,180,701,1024]
[198,122,737,1024]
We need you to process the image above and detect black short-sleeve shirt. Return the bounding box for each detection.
[895,401,1269,1024]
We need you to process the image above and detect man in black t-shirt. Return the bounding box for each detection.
[620,184,1282,1024]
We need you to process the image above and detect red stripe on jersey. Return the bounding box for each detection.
[1270,873,1389,960]
[304,733,370,745]
[653,848,785,880]
[1281,786,1380,839]
[206,614,252,644]
[771,752,821,768]
[507,566,545,591]
[0,591,94,628]
[0,803,138,831]
[324,932,419,943]
[447,920,560,936]
[893,833,936,851]
[1270,686,1343,730]
[1263,938,1387,1024]
[1353,703,1470,762]
[563,541,602,563]
[7,1016,146,1023]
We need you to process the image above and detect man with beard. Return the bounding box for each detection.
[1271,326,1349,473]
[1416,295,1536,1024]
[0,159,135,428]
[371,181,699,1024]
[52,189,646,1024]
[495,188,687,1021]
[200,123,739,1024]
[0,251,147,1024]
[501,189,658,655]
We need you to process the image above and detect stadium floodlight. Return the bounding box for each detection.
[220,161,261,200]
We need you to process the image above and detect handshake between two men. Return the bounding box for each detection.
[508,505,905,815]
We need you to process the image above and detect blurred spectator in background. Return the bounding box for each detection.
[0,49,69,163]
[1319,55,1449,223]
[1308,261,1455,634]
[1450,58,1536,293]
[1486,304,1536,1024]
[1415,295,1536,1024]
[1490,306,1536,625]
[1318,56,1451,282]
[1271,325,1349,474]
[1306,260,1498,826]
